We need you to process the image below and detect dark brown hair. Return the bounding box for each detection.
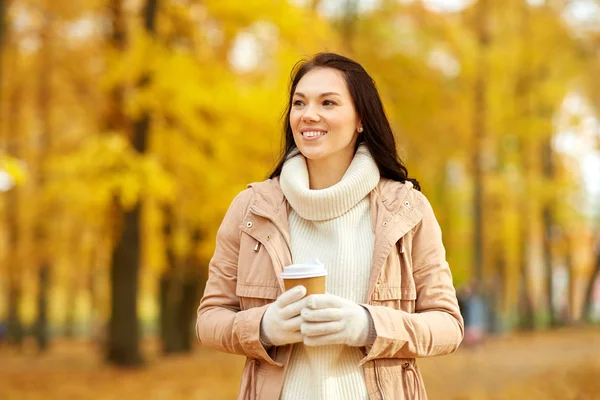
[269,52,420,190]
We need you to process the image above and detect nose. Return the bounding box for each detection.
[301,103,320,123]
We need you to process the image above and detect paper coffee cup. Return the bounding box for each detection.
[280,259,327,296]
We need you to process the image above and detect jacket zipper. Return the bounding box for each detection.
[374,359,385,400]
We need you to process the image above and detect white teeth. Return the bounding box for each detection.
[302,131,327,137]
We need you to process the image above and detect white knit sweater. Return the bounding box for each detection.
[279,145,380,400]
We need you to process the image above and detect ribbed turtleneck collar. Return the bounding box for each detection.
[279,144,380,221]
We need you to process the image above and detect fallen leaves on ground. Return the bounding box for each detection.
[1,326,599,400]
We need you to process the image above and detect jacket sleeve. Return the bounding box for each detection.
[361,192,464,362]
[196,190,278,365]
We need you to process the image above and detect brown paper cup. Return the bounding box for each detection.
[283,276,326,296]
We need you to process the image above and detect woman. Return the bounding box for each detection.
[196,53,464,400]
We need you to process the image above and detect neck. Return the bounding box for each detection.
[306,151,354,190]
[279,143,380,221]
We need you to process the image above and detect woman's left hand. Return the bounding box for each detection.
[300,294,375,347]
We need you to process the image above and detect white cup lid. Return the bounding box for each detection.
[280,259,327,279]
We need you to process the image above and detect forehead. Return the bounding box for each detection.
[294,67,349,96]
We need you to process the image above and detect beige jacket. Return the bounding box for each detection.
[196,177,464,400]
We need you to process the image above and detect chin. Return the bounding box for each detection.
[297,147,329,160]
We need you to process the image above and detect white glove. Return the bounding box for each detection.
[300,294,376,347]
[260,285,307,347]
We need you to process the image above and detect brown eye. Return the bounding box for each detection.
[323,100,336,106]
[292,100,304,106]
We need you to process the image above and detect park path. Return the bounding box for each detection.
[1,326,599,399]
[418,326,600,399]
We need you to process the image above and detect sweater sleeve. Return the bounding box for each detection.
[196,190,280,366]
[360,192,464,363]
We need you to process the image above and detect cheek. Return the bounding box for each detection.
[289,113,301,145]
[289,111,301,129]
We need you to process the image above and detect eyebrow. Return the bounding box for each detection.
[293,92,342,98]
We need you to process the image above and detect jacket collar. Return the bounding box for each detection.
[246,177,290,247]
[248,176,417,223]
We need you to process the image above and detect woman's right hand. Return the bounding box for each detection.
[259,285,307,347]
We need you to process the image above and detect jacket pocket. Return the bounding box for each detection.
[238,233,280,289]
[376,359,425,400]
[371,286,417,313]
[236,283,279,310]
[239,358,270,400]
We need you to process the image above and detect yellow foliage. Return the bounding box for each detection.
[2,0,598,333]
[46,133,175,215]
[0,154,29,187]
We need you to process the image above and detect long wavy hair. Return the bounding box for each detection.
[268,52,420,191]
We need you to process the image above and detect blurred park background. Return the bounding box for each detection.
[0,0,600,399]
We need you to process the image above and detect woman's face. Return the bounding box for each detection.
[289,67,362,165]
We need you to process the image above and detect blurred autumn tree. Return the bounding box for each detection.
[0,0,598,369]
[347,0,597,330]
[576,10,600,323]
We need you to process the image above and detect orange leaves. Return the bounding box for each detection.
[2,328,599,399]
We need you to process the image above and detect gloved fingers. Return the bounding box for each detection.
[286,331,305,345]
[276,285,307,308]
[300,320,345,337]
[273,330,304,346]
[279,296,308,320]
[303,330,347,347]
[283,315,303,332]
[305,294,345,310]
[301,307,344,322]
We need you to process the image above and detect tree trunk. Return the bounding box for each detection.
[88,257,101,346]
[34,11,53,352]
[541,204,557,326]
[486,257,505,334]
[160,223,206,354]
[106,0,158,367]
[104,0,131,366]
[0,0,5,93]
[514,0,542,332]
[63,278,77,338]
[34,264,50,352]
[518,227,535,330]
[565,238,575,323]
[160,271,203,354]
[6,285,23,347]
[5,23,23,348]
[159,206,183,354]
[106,108,150,365]
[179,274,202,352]
[582,242,600,322]
[160,272,185,354]
[181,228,206,352]
[472,0,489,286]
[518,269,535,330]
[107,203,144,366]
[540,111,558,324]
[0,0,5,136]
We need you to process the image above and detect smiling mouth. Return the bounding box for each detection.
[301,131,328,137]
